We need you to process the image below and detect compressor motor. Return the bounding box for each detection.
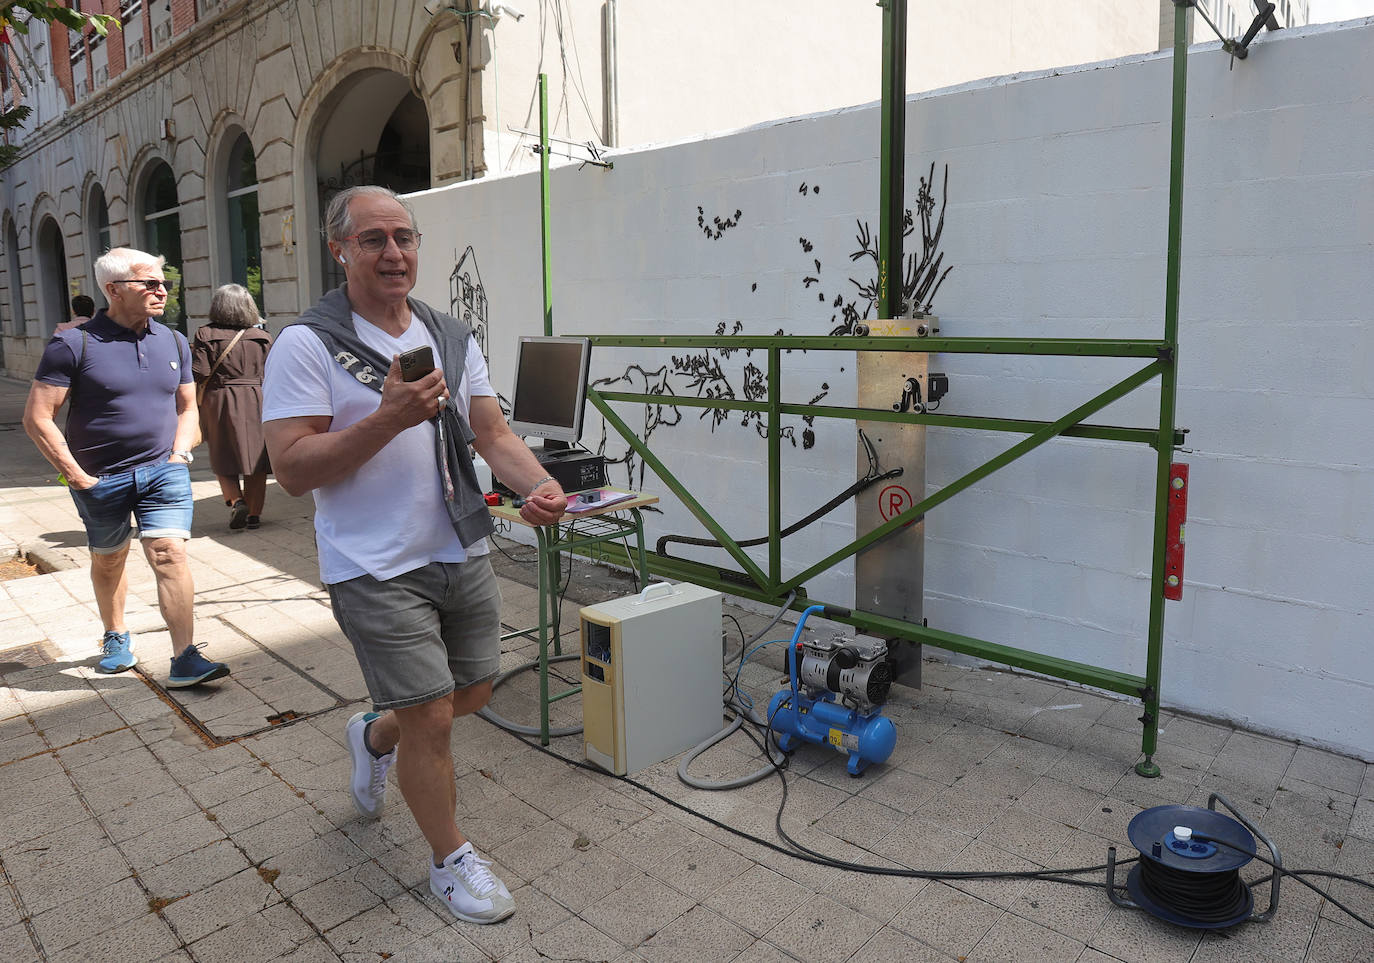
[767,605,898,776]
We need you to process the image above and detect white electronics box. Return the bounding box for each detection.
[580,581,723,775]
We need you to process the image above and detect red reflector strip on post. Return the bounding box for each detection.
[1164,463,1188,600]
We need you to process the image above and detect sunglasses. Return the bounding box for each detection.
[114,278,170,293]
[342,229,422,254]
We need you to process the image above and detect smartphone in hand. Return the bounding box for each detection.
[398,345,435,382]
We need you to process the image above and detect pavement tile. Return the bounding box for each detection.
[372,926,488,962]
[531,841,639,914]
[0,917,38,961]
[325,891,446,959]
[260,830,371,898]
[812,794,907,849]
[289,865,392,933]
[889,881,1002,958]
[27,875,150,955]
[818,860,928,924]
[978,803,1076,864]
[1089,905,1202,963]
[460,879,572,960]
[635,903,753,961]
[1347,796,1374,842]
[853,925,960,962]
[163,865,283,943]
[645,829,754,902]
[765,892,882,963]
[599,811,700,875]
[968,910,1086,963]
[1303,918,1369,963]
[45,910,180,963]
[698,864,813,938]
[0,783,88,848]
[527,914,627,962]
[489,817,581,883]
[579,868,696,947]
[140,837,253,898]
[918,782,1016,837]
[186,903,320,963]
[120,808,229,873]
[733,938,801,962]
[101,787,202,843]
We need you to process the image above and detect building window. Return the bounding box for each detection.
[86,183,111,290]
[225,133,263,311]
[3,219,26,335]
[141,161,185,331]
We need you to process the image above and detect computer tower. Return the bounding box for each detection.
[580,582,724,776]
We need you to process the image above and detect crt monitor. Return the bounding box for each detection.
[507,336,593,448]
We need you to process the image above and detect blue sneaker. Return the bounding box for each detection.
[167,643,230,688]
[96,631,137,674]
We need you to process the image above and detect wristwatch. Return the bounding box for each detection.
[171,449,194,464]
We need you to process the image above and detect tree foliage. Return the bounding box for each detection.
[1,1,119,168]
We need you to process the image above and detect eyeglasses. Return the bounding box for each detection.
[342,229,422,253]
[114,278,169,293]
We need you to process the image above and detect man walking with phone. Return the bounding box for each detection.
[262,185,566,926]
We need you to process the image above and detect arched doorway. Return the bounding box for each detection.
[313,71,431,294]
[36,217,70,338]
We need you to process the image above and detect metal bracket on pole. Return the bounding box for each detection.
[512,127,614,169]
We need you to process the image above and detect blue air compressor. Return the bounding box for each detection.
[766,605,897,776]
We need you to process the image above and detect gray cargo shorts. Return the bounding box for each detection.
[326,556,503,711]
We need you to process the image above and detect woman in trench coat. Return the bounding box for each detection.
[192,284,273,531]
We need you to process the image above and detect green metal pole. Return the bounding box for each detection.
[768,346,781,582]
[539,73,553,336]
[1136,5,1191,780]
[878,0,907,321]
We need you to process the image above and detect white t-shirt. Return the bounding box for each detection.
[261,313,494,584]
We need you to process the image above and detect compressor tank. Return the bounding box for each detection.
[767,689,897,776]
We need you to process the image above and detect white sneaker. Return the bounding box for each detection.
[429,842,516,924]
[346,711,395,818]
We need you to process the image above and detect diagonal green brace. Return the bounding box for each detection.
[587,389,771,590]
[780,361,1164,593]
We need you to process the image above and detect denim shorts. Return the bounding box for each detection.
[326,556,503,711]
[69,460,194,553]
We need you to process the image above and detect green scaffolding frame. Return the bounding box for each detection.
[533,5,1199,776]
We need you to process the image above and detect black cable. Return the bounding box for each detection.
[478,707,1132,887]
[655,467,902,556]
[1135,860,1250,924]
[1203,834,1374,929]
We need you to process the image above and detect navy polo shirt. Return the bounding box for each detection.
[34,310,193,476]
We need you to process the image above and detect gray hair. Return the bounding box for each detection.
[323,186,417,243]
[94,247,166,292]
[208,283,261,329]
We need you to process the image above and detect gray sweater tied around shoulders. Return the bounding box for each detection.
[288,285,496,549]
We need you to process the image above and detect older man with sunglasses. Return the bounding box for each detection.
[263,185,566,927]
[24,247,231,687]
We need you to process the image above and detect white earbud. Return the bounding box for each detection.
[338,255,347,264]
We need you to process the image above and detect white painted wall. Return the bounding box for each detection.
[412,20,1374,759]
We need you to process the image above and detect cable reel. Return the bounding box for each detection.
[1107,793,1282,928]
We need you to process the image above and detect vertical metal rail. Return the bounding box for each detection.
[1136,6,1190,779]
[877,0,908,321]
[539,72,553,336]
[768,345,782,582]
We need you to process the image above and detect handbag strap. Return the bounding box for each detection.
[200,327,250,397]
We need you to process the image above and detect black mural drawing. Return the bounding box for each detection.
[697,206,743,240]
[591,167,953,546]
[449,245,490,363]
